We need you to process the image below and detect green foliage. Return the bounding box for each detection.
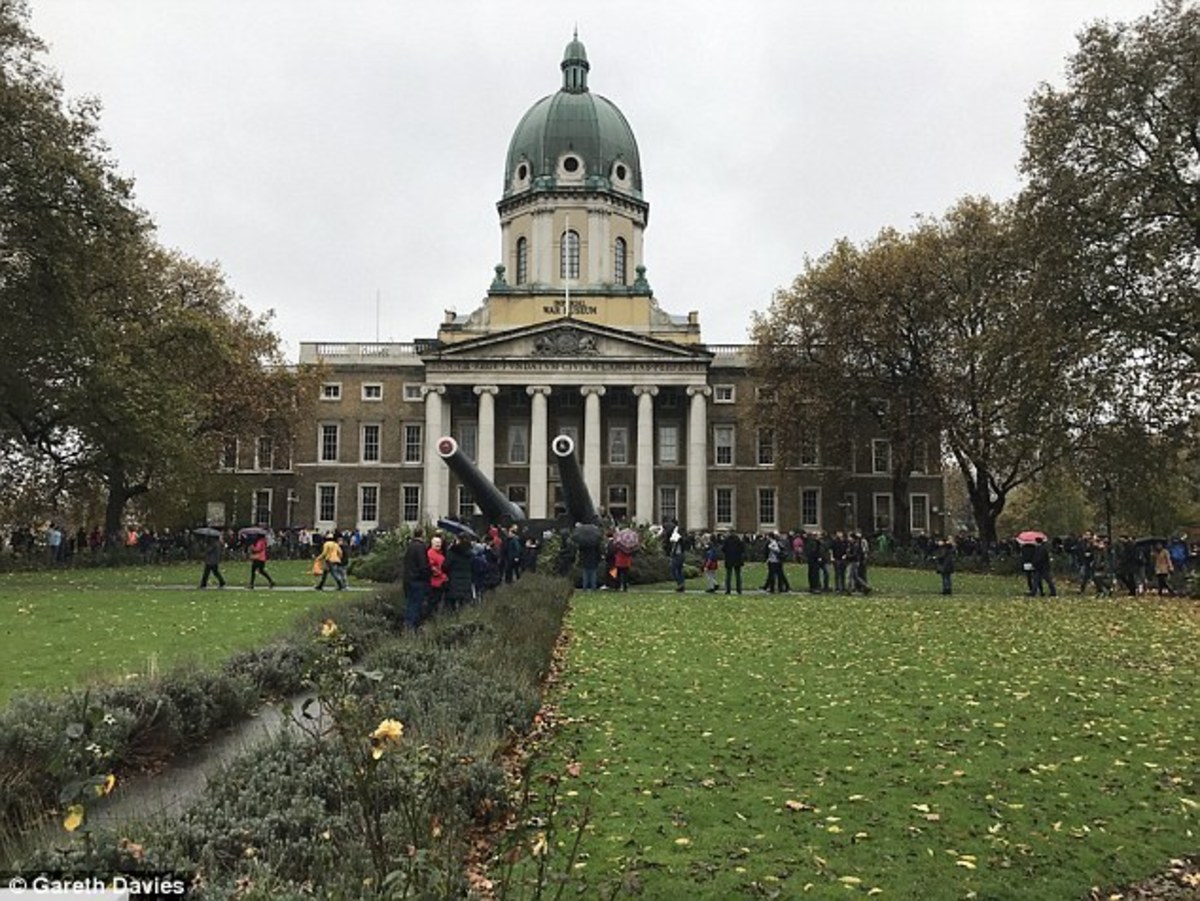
[349,526,412,582]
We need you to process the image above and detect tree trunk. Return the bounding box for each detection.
[102,464,149,545]
[891,469,912,546]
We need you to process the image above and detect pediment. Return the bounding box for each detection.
[429,319,709,363]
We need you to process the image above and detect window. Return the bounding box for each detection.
[912,442,929,474]
[319,424,339,463]
[614,237,627,285]
[457,486,476,520]
[457,422,478,462]
[516,236,529,285]
[320,382,342,401]
[714,425,735,466]
[872,439,892,474]
[361,424,380,463]
[714,385,735,404]
[253,489,272,527]
[359,484,379,526]
[757,428,774,466]
[507,485,528,516]
[401,485,421,523]
[842,493,859,531]
[658,486,678,524]
[798,436,820,467]
[873,493,893,532]
[658,424,679,465]
[403,383,423,402]
[714,487,734,529]
[317,484,337,524]
[800,488,821,529]
[561,229,580,280]
[256,436,274,471]
[910,493,930,535]
[609,426,629,464]
[756,386,776,403]
[220,437,238,471]
[758,487,777,530]
[607,485,629,521]
[508,424,528,465]
[403,424,423,463]
[362,383,382,401]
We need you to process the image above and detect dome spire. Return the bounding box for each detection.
[561,30,589,93]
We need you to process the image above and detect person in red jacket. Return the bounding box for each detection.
[248,533,275,589]
[427,534,448,613]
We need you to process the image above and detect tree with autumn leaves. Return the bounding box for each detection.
[753,0,1200,545]
[0,0,316,537]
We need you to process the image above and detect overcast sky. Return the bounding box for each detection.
[30,0,1157,356]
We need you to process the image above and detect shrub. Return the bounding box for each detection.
[348,527,411,582]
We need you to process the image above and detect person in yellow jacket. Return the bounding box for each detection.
[314,532,347,590]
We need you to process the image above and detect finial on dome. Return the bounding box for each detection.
[562,30,589,93]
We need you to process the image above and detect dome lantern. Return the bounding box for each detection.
[561,28,589,93]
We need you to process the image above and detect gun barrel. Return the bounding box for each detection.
[551,434,601,525]
[437,436,526,524]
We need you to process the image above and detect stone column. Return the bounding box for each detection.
[686,385,711,531]
[527,386,552,519]
[422,385,447,524]
[473,385,499,481]
[633,385,658,524]
[580,386,606,504]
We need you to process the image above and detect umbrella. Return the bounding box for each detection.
[1135,536,1168,546]
[611,528,640,553]
[437,517,479,540]
[192,527,222,538]
[1015,530,1047,544]
[572,522,602,548]
[238,527,269,540]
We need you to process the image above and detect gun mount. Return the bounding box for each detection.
[551,434,602,526]
[436,436,526,525]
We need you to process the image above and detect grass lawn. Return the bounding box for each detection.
[0,559,363,705]
[522,565,1200,899]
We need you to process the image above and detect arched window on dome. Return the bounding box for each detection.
[614,237,627,286]
[561,229,580,281]
[516,237,528,285]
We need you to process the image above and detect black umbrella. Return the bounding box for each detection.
[238,527,269,541]
[192,527,222,538]
[573,523,602,548]
[437,518,479,540]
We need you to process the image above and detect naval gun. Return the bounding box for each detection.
[436,436,526,526]
[550,434,602,526]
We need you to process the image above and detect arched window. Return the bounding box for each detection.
[515,237,528,285]
[614,237,627,285]
[560,229,580,280]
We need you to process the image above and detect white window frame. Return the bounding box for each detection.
[320,382,342,401]
[912,442,929,474]
[358,483,380,529]
[403,423,423,464]
[658,485,679,524]
[714,486,735,530]
[609,425,629,465]
[401,484,421,524]
[910,493,930,535]
[508,424,529,465]
[607,484,629,520]
[457,421,479,462]
[362,383,383,402]
[798,436,820,467]
[219,436,239,471]
[658,424,679,465]
[255,436,274,472]
[757,486,777,532]
[757,428,774,466]
[316,483,338,528]
[714,425,735,466]
[253,488,272,528]
[361,423,381,463]
[872,438,892,475]
[713,384,735,404]
[403,383,423,402]
[457,485,477,520]
[319,423,340,463]
[800,487,821,530]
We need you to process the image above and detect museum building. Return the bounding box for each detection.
[226,36,945,537]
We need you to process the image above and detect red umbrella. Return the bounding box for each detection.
[611,528,641,553]
[1016,530,1047,544]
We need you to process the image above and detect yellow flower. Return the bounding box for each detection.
[63,804,85,832]
[371,719,404,743]
[320,619,338,638]
[531,831,549,857]
[94,774,117,797]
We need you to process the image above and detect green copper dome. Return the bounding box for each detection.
[502,35,643,201]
